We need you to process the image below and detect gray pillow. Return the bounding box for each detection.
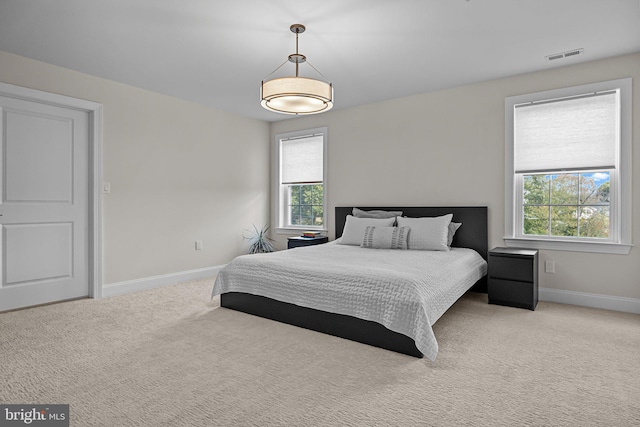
[361,226,410,250]
[448,222,462,246]
[352,207,403,219]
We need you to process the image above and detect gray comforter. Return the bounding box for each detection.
[212,241,487,361]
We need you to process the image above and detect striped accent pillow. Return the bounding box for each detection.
[361,226,409,250]
[339,215,396,246]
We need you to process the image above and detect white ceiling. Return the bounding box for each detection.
[1,0,639,122]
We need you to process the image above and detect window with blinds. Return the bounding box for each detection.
[515,91,617,239]
[281,135,323,184]
[504,78,632,254]
[514,92,617,174]
[275,128,327,230]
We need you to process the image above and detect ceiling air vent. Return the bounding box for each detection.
[547,54,565,61]
[546,48,584,61]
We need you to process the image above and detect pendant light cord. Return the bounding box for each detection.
[295,31,300,77]
[261,24,331,84]
[262,59,290,81]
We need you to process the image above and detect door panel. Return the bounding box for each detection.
[4,223,72,285]
[0,95,88,311]
[5,109,73,202]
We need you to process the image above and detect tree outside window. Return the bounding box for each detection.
[523,172,610,238]
[289,184,324,227]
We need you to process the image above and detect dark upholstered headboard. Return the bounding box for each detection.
[335,206,488,261]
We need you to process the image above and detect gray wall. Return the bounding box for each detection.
[0,50,270,285]
[1,47,637,302]
[271,53,640,301]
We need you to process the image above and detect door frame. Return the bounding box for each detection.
[0,81,103,298]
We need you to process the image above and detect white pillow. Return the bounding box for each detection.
[361,226,410,250]
[396,214,453,251]
[338,215,396,246]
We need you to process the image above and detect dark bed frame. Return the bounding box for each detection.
[221,206,488,358]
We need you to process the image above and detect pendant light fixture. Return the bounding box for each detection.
[261,24,333,115]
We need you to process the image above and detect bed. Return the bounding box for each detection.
[213,206,488,360]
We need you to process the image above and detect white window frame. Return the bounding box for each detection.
[273,127,328,234]
[504,78,632,254]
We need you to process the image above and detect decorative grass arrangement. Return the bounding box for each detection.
[244,224,275,254]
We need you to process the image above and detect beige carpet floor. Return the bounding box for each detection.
[1,279,639,426]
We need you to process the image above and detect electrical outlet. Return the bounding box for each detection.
[545,260,555,274]
[195,240,203,251]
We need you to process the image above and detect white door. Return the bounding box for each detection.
[0,95,89,311]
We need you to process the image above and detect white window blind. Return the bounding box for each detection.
[514,91,618,173]
[281,135,324,184]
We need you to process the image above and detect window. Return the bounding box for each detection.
[522,172,610,239]
[274,128,327,232]
[505,79,632,254]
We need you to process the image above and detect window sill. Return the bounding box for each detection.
[276,227,328,235]
[504,238,632,255]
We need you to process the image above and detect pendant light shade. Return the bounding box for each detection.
[261,77,333,114]
[261,24,333,115]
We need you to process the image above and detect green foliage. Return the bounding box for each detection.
[289,184,324,226]
[523,172,609,238]
[244,224,275,254]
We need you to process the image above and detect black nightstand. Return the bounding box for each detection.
[488,247,538,310]
[287,236,329,249]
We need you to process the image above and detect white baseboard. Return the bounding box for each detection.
[539,287,640,314]
[102,265,225,298]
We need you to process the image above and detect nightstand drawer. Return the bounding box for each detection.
[287,236,329,249]
[489,256,534,282]
[488,278,537,310]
